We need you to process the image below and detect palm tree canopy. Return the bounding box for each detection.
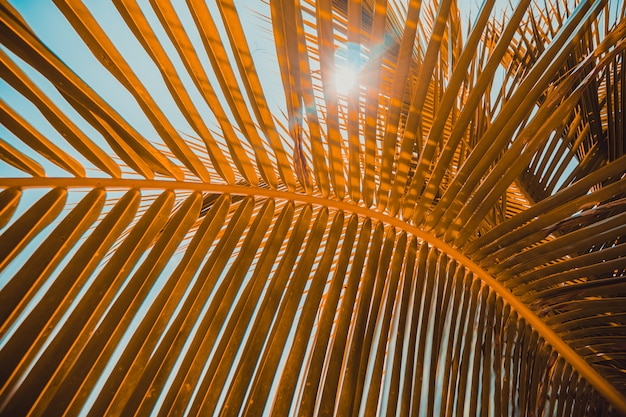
[1,0,625,415]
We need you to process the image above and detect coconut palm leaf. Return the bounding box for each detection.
[1,0,625,415]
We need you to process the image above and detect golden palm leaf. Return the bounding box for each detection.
[1,0,625,415]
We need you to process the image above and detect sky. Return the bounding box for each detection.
[0,1,587,416]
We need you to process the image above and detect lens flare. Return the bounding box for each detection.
[334,66,358,94]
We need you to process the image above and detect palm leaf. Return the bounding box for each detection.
[1,0,625,415]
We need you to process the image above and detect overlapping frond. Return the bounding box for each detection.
[1,0,625,415]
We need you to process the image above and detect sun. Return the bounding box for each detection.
[334,65,358,94]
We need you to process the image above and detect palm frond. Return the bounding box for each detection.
[1,0,625,415]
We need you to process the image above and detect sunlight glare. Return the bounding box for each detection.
[334,66,358,94]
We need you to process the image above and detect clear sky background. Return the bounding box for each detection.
[1,1,582,416]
